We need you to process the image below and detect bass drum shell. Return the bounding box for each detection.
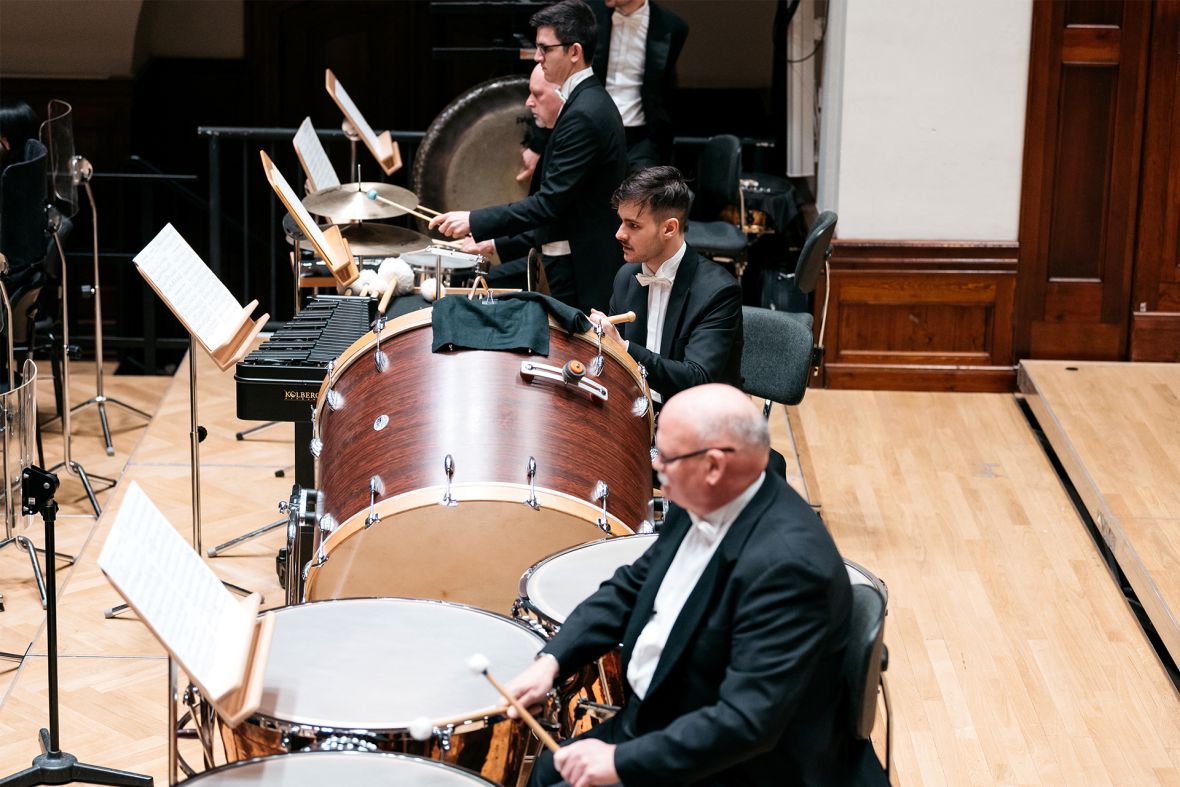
[313,307,653,544]
[304,484,632,614]
[412,76,531,221]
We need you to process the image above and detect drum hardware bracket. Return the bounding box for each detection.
[309,405,323,458]
[592,481,610,532]
[632,364,651,417]
[365,475,385,528]
[441,455,459,507]
[371,315,389,373]
[574,698,621,723]
[325,359,344,411]
[524,456,540,510]
[589,322,606,377]
[520,361,609,403]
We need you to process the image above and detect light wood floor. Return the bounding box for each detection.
[2,355,1179,784]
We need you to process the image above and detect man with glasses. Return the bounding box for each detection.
[431,0,627,314]
[588,166,742,407]
[505,384,887,787]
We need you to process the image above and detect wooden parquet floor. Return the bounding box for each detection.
[2,354,1179,785]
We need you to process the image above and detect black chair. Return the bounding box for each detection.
[740,305,814,412]
[684,135,748,273]
[763,210,837,374]
[844,559,892,782]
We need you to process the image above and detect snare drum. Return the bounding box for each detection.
[185,751,496,786]
[515,534,658,734]
[220,598,550,786]
[399,247,482,285]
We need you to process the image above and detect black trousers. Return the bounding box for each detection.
[528,700,638,787]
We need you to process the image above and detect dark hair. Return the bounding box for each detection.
[0,102,40,151]
[531,0,598,62]
[611,166,693,226]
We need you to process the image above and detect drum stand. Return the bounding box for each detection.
[0,466,153,787]
[43,214,116,517]
[67,163,151,456]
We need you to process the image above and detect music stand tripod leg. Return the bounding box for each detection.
[0,466,153,787]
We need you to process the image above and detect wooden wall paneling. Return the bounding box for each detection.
[816,241,1018,392]
[1015,0,1152,361]
[1130,0,1180,361]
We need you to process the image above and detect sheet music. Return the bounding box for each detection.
[97,482,249,700]
[294,117,340,191]
[133,225,243,352]
[263,158,336,259]
[332,78,382,154]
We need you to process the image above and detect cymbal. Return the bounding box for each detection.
[337,223,431,256]
[302,182,419,221]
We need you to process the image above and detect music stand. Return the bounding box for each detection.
[0,466,153,787]
[38,101,115,516]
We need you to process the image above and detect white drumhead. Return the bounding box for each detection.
[400,248,480,271]
[256,598,543,730]
[524,535,658,625]
[187,751,494,785]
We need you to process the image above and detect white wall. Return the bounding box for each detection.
[818,0,1033,241]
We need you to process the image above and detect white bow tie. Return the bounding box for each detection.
[612,10,633,25]
[635,273,672,288]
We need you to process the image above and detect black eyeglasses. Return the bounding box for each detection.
[535,42,567,55]
[653,446,736,465]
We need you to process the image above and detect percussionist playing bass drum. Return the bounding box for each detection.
[503,384,890,787]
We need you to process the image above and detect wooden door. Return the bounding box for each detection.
[1130,0,1180,361]
[1015,0,1152,360]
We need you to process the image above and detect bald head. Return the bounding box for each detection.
[527,63,563,129]
[654,385,769,515]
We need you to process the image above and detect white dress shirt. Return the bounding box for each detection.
[632,241,686,403]
[626,472,766,699]
[605,1,649,127]
[558,66,595,103]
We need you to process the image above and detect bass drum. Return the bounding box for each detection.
[412,76,531,222]
[308,307,654,614]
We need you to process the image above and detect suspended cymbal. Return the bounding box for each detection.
[302,182,420,221]
[337,223,432,256]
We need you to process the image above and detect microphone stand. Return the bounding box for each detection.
[0,465,153,787]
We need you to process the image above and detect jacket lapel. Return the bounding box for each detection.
[641,475,776,700]
[645,7,672,79]
[659,248,696,357]
[622,268,650,347]
[620,510,691,669]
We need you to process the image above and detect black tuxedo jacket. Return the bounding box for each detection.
[590,0,689,152]
[608,247,742,400]
[470,74,627,313]
[543,473,884,786]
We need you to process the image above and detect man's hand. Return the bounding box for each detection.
[459,236,496,256]
[501,654,559,719]
[555,739,619,787]
[516,148,541,183]
[588,309,623,344]
[428,210,471,239]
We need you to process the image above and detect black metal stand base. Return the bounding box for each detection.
[0,729,153,786]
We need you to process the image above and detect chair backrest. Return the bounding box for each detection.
[0,139,49,274]
[793,210,837,294]
[693,134,741,218]
[739,305,813,406]
[844,559,888,740]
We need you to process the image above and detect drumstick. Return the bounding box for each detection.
[378,282,396,314]
[416,203,443,216]
[365,190,437,223]
[467,654,559,753]
[606,311,637,325]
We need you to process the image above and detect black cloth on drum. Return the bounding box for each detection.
[497,290,591,334]
[384,293,432,319]
[469,74,627,316]
[431,295,551,354]
[741,172,803,236]
[608,246,743,401]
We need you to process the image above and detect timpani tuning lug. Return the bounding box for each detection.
[441,454,458,507]
[592,480,610,532]
[632,364,651,417]
[365,475,385,528]
[524,456,540,510]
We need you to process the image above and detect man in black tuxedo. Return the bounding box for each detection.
[588,166,741,405]
[431,0,627,314]
[590,0,688,170]
[506,384,888,786]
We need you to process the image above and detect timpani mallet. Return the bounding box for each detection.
[467,653,560,753]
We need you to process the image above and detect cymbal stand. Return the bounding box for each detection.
[342,120,360,181]
[44,213,114,517]
[105,335,250,617]
[0,465,153,787]
[67,159,151,456]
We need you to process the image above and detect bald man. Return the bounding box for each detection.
[506,385,887,787]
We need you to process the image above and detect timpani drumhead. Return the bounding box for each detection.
[411,76,530,219]
[304,485,632,614]
[255,598,544,730]
[521,535,658,627]
[399,248,482,272]
[185,751,496,785]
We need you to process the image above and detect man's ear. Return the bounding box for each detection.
[568,42,584,65]
[662,217,680,240]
